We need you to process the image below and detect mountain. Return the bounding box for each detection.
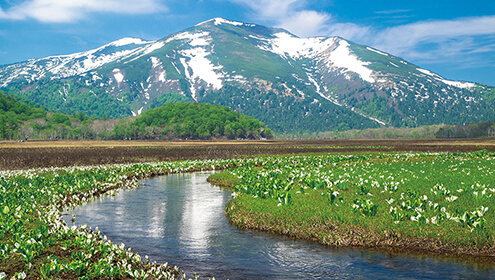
[1,17,494,133]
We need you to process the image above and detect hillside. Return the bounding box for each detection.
[0,91,48,139]
[0,91,110,140]
[0,93,271,140]
[114,102,272,140]
[1,18,494,133]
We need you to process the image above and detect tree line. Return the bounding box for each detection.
[435,121,495,138]
[0,92,272,140]
[114,102,272,140]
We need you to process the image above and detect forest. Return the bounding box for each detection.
[0,92,272,140]
[2,89,494,141]
[435,121,495,138]
[113,102,272,140]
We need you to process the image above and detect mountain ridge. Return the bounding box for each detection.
[0,17,493,132]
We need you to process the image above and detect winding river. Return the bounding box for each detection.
[64,172,495,279]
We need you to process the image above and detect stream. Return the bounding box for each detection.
[64,171,495,279]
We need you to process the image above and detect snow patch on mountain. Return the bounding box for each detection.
[166,31,210,46]
[0,37,161,87]
[257,32,335,59]
[149,57,167,83]
[138,41,165,56]
[417,68,475,89]
[327,40,375,83]
[196,17,245,27]
[171,62,181,75]
[257,33,374,83]
[214,17,243,26]
[225,74,248,85]
[124,41,165,63]
[110,38,148,47]
[179,57,195,100]
[112,69,124,83]
[150,57,161,69]
[417,68,441,78]
[307,72,341,106]
[180,47,224,93]
[169,30,224,99]
[442,79,476,89]
[366,47,388,56]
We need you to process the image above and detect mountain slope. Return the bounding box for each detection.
[1,18,493,132]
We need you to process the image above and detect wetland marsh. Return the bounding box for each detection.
[1,139,495,279]
[66,172,495,279]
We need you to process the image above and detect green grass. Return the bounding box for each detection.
[2,150,494,279]
[213,151,495,257]
[0,158,262,279]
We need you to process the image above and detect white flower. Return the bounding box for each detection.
[445,195,458,202]
[431,216,438,224]
[18,271,27,279]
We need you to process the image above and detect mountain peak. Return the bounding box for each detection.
[195,17,254,27]
[107,37,150,47]
[0,18,492,132]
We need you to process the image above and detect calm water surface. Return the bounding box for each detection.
[64,172,495,279]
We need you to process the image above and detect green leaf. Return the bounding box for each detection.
[2,206,9,215]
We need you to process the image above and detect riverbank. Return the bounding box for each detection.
[208,151,495,260]
[0,158,262,279]
[2,148,495,278]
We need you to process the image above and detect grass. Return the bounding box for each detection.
[0,158,264,279]
[211,151,495,258]
[2,145,495,278]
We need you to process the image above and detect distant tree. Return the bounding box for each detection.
[51,113,71,126]
[116,102,270,140]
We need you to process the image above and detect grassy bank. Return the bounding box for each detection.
[0,158,264,279]
[209,151,495,258]
[2,150,495,279]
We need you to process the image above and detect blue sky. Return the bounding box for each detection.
[1,0,494,86]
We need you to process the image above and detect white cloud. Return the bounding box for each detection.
[228,0,495,68]
[230,0,331,37]
[231,0,300,20]
[369,16,495,58]
[228,0,369,38]
[0,0,167,23]
[324,22,370,41]
[277,10,330,37]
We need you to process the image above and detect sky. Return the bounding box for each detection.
[0,0,494,86]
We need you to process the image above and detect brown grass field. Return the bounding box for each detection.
[1,138,494,170]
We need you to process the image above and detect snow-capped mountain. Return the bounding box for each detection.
[1,17,493,132]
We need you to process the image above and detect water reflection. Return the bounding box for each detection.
[179,172,225,256]
[65,172,495,280]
